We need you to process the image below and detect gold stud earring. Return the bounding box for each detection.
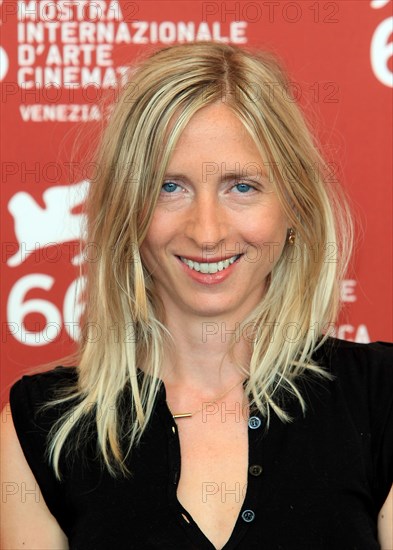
[288,228,295,245]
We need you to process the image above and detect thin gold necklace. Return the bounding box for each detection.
[169,378,247,419]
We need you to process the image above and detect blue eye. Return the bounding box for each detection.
[162,182,179,193]
[234,183,254,193]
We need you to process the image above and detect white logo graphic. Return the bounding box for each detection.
[370,0,390,8]
[371,16,393,87]
[370,0,393,87]
[0,46,9,81]
[7,180,90,267]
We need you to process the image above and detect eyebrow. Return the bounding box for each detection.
[163,171,267,183]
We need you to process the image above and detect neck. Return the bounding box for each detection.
[160,309,252,394]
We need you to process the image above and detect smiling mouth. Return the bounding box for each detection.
[177,254,243,274]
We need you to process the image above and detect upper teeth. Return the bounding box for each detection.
[179,254,240,274]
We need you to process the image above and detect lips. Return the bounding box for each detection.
[174,253,243,285]
[178,254,242,274]
[177,254,242,263]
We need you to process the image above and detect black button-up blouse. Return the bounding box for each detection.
[9,338,393,549]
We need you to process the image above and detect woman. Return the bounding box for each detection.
[1,42,392,549]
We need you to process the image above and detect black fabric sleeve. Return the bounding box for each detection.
[365,342,393,510]
[9,366,77,534]
[323,339,393,511]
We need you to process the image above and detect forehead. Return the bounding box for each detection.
[166,103,265,176]
[175,102,249,141]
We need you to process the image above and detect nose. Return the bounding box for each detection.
[184,191,228,252]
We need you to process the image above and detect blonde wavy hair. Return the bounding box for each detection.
[39,41,353,480]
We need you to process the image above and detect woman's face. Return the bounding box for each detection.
[140,102,289,321]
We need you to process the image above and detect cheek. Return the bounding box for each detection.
[139,215,168,266]
[242,211,288,261]
[245,212,288,242]
[139,228,157,269]
[138,242,151,275]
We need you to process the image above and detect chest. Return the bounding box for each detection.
[176,414,249,549]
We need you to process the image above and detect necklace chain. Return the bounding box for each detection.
[169,378,247,419]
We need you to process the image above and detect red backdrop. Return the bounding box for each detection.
[1,0,392,404]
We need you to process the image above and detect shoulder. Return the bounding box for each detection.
[315,336,393,363]
[306,338,393,449]
[312,337,393,459]
[7,364,79,456]
[7,366,79,483]
[313,337,393,380]
[10,365,78,396]
[9,366,78,421]
[312,337,393,407]
[8,366,79,470]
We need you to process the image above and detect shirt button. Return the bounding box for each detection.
[241,509,255,522]
[249,464,263,476]
[248,416,261,429]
